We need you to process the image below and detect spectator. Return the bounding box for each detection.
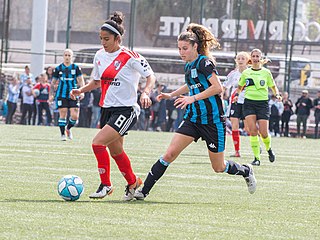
[269,94,284,137]
[295,89,313,138]
[45,66,54,84]
[78,90,92,128]
[313,90,320,139]
[20,65,35,85]
[0,75,6,121]
[90,87,101,128]
[136,82,146,130]
[5,77,20,124]
[20,77,35,125]
[34,73,52,126]
[281,92,294,137]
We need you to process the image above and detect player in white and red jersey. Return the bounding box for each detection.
[70,11,156,201]
[223,51,250,157]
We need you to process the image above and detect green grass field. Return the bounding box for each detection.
[0,125,319,240]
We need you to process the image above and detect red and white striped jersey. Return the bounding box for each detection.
[92,47,154,112]
[223,69,245,104]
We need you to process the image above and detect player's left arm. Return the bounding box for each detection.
[140,74,156,108]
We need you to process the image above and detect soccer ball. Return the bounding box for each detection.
[33,89,40,97]
[57,175,84,201]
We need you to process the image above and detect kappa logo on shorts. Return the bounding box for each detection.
[209,143,216,149]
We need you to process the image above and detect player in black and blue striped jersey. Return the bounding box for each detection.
[134,23,257,200]
[50,49,85,141]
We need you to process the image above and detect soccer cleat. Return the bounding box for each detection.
[61,135,67,141]
[251,157,261,166]
[66,129,73,140]
[133,189,146,200]
[230,151,241,157]
[89,183,114,199]
[244,164,257,194]
[267,148,275,162]
[123,177,143,201]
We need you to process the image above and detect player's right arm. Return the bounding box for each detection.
[157,84,189,102]
[70,79,100,100]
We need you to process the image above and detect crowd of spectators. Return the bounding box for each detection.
[0,68,319,138]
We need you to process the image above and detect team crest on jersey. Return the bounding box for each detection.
[114,60,121,70]
[71,69,76,75]
[191,69,198,78]
[260,80,265,86]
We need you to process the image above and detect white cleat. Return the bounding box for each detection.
[244,164,257,194]
[123,177,143,201]
[61,135,67,141]
[133,189,146,200]
[66,129,73,140]
[89,184,114,199]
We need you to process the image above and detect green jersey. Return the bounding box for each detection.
[239,67,275,101]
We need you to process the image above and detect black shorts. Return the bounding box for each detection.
[243,99,269,120]
[56,97,79,109]
[229,103,245,120]
[100,107,137,136]
[176,119,226,153]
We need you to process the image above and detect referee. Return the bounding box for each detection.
[234,48,281,166]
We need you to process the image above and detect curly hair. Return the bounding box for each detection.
[185,23,220,59]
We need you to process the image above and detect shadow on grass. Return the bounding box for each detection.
[2,198,212,205]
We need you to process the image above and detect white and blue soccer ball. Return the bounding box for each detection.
[57,175,84,201]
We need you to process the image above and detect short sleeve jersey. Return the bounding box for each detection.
[184,54,224,124]
[239,67,275,101]
[92,47,154,108]
[53,63,82,99]
[223,69,245,104]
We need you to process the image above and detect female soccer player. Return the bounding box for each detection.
[70,11,156,201]
[223,51,250,157]
[234,48,281,166]
[50,49,85,141]
[134,23,256,200]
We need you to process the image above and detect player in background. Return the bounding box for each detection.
[234,48,281,166]
[50,49,84,141]
[70,11,156,201]
[223,51,250,157]
[134,23,256,201]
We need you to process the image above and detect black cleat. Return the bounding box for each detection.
[268,148,275,162]
[251,158,261,166]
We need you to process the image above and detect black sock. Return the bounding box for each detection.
[226,160,249,177]
[142,159,168,196]
[59,126,65,135]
